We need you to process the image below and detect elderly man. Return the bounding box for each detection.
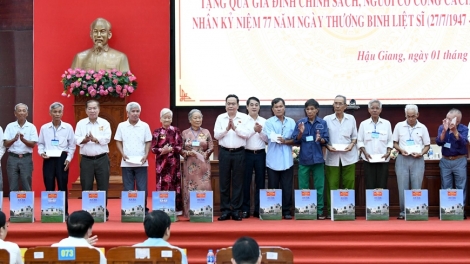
[75,100,111,219]
[115,102,152,213]
[52,210,106,264]
[38,102,76,217]
[134,210,188,264]
[0,211,23,264]
[3,103,38,191]
[231,236,262,264]
[437,109,468,217]
[214,94,251,221]
[392,104,430,219]
[357,99,393,189]
[323,95,358,218]
[71,18,129,72]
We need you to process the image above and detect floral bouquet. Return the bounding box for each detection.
[292,146,300,160]
[61,68,137,99]
[389,148,399,159]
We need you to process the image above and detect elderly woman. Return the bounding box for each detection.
[151,108,183,214]
[181,109,213,218]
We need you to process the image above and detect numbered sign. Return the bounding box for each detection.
[58,247,76,260]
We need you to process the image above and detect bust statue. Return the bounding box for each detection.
[71,18,130,72]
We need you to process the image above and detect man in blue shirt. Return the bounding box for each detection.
[134,210,188,264]
[292,99,329,220]
[435,108,468,218]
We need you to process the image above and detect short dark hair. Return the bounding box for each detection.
[67,210,94,238]
[0,211,6,228]
[271,98,285,107]
[86,100,100,108]
[305,99,319,109]
[143,210,171,238]
[245,97,260,114]
[232,237,260,264]
[226,94,239,104]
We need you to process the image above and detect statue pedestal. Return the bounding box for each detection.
[70,96,127,198]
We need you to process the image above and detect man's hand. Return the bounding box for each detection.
[64,160,70,171]
[442,118,449,131]
[122,154,129,161]
[87,235,98,245]
[298,122,305,134]
[254,122,263,133]
[411,152,422,158]
[41,153,49,159]
[361,150,371,161]
[400,149,409,156]
[140,155,147,164]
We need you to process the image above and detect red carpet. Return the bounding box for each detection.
[4,198,470,264]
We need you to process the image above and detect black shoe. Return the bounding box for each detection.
[232,212,242,221]
[253,212,260,218]
[218,213,231,221]
[283,214,292,220]
[242,211,250,218]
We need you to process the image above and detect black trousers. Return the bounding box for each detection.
[43,152,69,214]
[242,150,266,213]
[363,161,389,189]
[218,148,245,214]
[267,166,294,215]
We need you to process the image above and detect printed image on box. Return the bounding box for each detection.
[10,191,34,223]
[82,191,106,223]
[405,189,428,221]
[440,189,464,221]
[121,191,146,222]
[294,190,317,220]
[41,191,65,223]
[331,190,355,221]
[260,189,282,220]
[365,189,389,221]
[152,191,177,222]
[189,191,213,223]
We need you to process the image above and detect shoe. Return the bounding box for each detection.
[232,212,242,221]
[326,214,331,220]
[253,212,260,218]
[397,215,405,220]
[283,214,292,220]
[242,211,250,218]
[217,213,231,221]
[317,215,326,220]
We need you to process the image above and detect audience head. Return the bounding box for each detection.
[0,211,7,240]
[143,210,171,240]
[231,236,261,264]
[67,210,94,239]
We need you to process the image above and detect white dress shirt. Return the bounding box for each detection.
[114,119,152,167]
[38,121,76,162]
[214,112,251,148]
[52,237,106,264]
[75,117,111,156]
[324,113,358,166]
[357,117,393,162]
[3,121,38,154]
[392,120,431,151]
[0,240,23,264]
[245,115,268,150]
[0,127,5,166]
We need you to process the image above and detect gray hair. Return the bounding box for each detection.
[126,102,141,113]
[160,108,173,118]
[188,109,203,122]
[49,102,64,112]
[335,95,347,104]
[14,103,28,112]
[404,104,418,114]
[448,108,462,117]
[91,18,111,31]
[368,99,382,109]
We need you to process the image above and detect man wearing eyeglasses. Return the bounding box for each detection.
[392,104,430,219]
[0,211,23,264]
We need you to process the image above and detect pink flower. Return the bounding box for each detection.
[85,75,91,80]
[99,85,104,90]
[127,86,134,93]
[107,87,114,92]
[129,76,136,82]
[127,71,133,75]
[120,93,125,98]
[67,68,73,73]
[112,79,118,84]
[69,88,73,93]
[70,83,76,88]
[111,69,117,73]
[93,84,97,88]
[66,75,71,79]
[122,88,127,94]
[116,71,122,76]
[116,85,122,92]
[61,92,67,97]
[79,91,85,95]
[67,94,71,97]
[61,74,66,78]
[103,90,109,95]
[98,70,105,75]
[88,70,95,75]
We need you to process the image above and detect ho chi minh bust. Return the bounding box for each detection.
[71,18,130,72]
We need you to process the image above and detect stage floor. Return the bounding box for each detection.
[4,198,470,264]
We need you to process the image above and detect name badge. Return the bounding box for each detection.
[191,140,200,147]
[51,139,59,146]
[371,132,379,139]
[406,139,415,146]
[444,142,451,148]
[306,136,314,142]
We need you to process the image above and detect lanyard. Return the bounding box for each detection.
[408,127,415,141]
[190,128,201,140]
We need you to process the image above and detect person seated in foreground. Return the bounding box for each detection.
[51,210,106,264]
[0,211,23,264]
[231,236,261,264]
[134,210,188,264]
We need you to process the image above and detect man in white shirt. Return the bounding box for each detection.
[324,95,358,218]
[115,102,152,212]
[74,100,112,219]
[357,99,393,190]
[242,97,267,219]
[214,94,251,221]
[52,210,106,264]
[38,102,76,217]
[0,211,23,264]
[3,103,38,191]
[0,127,5,191]
[392,104,430,219]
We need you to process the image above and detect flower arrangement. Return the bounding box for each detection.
[61,68,137,99]
[292,146,300,160]
[390,148,399,159]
